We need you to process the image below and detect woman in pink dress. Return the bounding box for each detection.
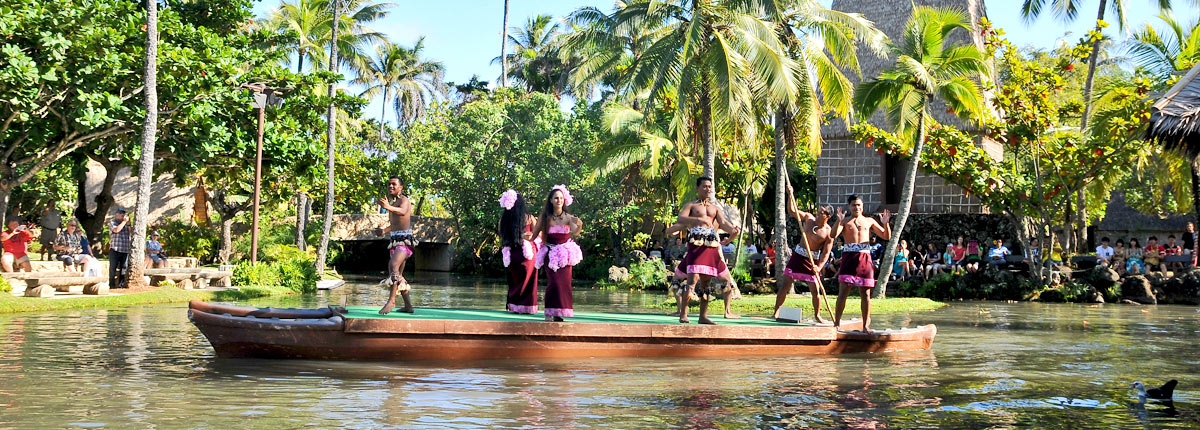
[499,190,539,314]
[533,185,583,322]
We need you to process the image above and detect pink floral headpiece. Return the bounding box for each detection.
[499,189,518,210]
[551,184,573,207]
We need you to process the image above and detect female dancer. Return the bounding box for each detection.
[499,190,539,314]
[533,185,583,321]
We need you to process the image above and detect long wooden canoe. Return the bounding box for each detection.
[187,300,935,361]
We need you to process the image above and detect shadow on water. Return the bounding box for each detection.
[0,274,1198,428]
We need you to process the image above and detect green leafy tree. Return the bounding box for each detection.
[852,6,988,296]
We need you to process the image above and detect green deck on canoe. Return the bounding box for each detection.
[341,306,819,327]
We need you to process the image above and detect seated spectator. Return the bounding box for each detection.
[77,235,99,277]
[744,242,758,255]
[924,243,944,277]
[1096,237,1114,266]
[1112,239,1127,277]
[54,219,86,272]
[764,242,776,271]
[720,235,736,256]
[1185,222,1198,266]
[942,244,962,275]
[1144,236,1167,273]
[1043,240,1064,267]
[869,235,883,269]
[908,241,926,280]
[1126,238,1145,275]
[987,239,1010,270]
[952,236,968,269]
[893,239,913,281]
[1,219,34,272]
[145,231,168,268]
[964,239,983,272]
[1164,234,1185,272]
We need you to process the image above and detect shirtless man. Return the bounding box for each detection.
[674,177,740,325]
[665,223,739,319]
[772,184,835,323]
[378,176,415,314]
[830,195,891,333]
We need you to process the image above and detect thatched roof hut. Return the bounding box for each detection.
[1146,64,1200,156]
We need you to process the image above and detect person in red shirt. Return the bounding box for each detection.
[952,236,968,269]
[1144,236,1167,274]
[1,219,34,272]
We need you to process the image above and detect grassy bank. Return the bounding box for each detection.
[656,295,946,317]
[0,286,295,314]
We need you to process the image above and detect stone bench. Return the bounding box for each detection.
[24,276,108,297]
[149,270,232,289]
[4,272,84,280]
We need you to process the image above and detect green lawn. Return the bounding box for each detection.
[0,286,295,314]
[655,294,946,317]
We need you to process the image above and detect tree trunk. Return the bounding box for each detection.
[773,108,790,286]
[379,87,389,138]
[1070,0,1108,253]
[296,192,308,251]
[125,1,158,291]
[219,216,234,264]
[414,195,425,216]
[874,107,927,297]
[733,190,749,265]
[1191,156,1200,238]
[700,74,715,179]
[500,0,510,88]
[315,0,341,274]
[74,157,119,249]
[0,187,9,226]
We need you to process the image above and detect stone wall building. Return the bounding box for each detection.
[820,0,1000,214]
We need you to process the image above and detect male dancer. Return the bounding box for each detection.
[772,184,835,323]
[831,195,891,333]
[665,223,739,319]
[674,177,740,325]
[378,176,415,314]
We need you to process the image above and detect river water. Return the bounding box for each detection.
[1,273,1197,429]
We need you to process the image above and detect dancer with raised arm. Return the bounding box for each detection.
[499,189,540,314]
[378,176,416,315]
[532,185,583,322]
[674,177,740,325]
[831,195,891,333]
[772,184,835,323]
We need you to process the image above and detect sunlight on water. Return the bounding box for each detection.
[0,273,1197,428]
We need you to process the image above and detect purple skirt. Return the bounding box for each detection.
[837,252,875,287]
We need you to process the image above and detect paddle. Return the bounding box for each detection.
[787,179,836,323]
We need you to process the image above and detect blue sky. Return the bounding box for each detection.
[252,1,1200,122]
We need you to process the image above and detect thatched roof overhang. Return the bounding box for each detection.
[1146,64,1200,156]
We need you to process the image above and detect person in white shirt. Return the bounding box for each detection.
[744,243,758,254]
[1096,237,1114,266]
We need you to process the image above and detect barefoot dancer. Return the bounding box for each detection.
[665,223,739,319]
[499,189,540,314]
[772,185,835,323]
[675,177,740,325]
[532,185,583,322]
[378,176,415,315]
[830,195,891,333]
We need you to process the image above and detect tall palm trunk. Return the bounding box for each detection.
[379,86,389,137]
[127,0,158,291]
[500,0,510,87]
[700,74,715,179]
[773,108,789,285]
[874,107,927,297]
[1072,0,1109,252]
[1191,156,1200,242]
[295,52,310,252]
[316,0,341,273]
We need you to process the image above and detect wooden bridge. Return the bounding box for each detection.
[329,215,457,271]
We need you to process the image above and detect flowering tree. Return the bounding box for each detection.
[852,19,1153,285]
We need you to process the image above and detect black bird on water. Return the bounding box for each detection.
[1132,380,1178,401]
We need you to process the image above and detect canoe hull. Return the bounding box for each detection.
[189,305,935,361]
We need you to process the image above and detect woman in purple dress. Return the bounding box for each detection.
[499,190,539,314]
[533,185,583,322]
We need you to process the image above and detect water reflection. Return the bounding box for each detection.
[0,275,1196,428]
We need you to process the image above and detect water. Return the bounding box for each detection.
[1,273,1198,429]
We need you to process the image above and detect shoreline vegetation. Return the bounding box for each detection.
[0,286,295,314]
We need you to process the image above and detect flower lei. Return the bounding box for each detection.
[499,189,518,210]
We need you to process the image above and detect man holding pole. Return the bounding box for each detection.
[772,184,835,323]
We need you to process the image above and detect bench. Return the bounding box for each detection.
[748,253,769,278]
[3,272,84,280]
[23,276,108,297]
[149,269,233,289]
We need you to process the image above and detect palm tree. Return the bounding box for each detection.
[354,38,448,137]
[853,6,989,297]
[128,0,160,291]
[1127,12,1200,81]
[316,0,342,274]
[266,0,391,75]
[494,15,570,97]
[1020,0,1179,250]
[612,0,804,179]
[559,5,657,101]
[500,0,510,88]
[766,0,887,285]
[591,103,700,204]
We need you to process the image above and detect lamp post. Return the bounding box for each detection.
[242,83,285,264]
